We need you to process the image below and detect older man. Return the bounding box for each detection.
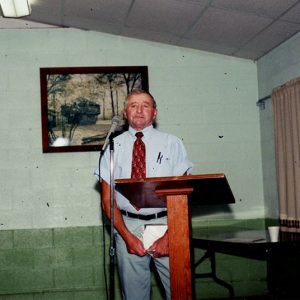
[97,89,193,300]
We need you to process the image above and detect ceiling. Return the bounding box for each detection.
[1,0,300,61]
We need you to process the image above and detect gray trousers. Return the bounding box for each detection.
[115,216,170,300]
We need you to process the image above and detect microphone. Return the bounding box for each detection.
[102,115,124,151]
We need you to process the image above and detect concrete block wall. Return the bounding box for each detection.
[0,219,268,300]
[257,32,300,219]
[0,28,263,231]
[0,227,107,297]
[0,27,272,298]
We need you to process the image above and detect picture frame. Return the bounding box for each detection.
[40,66,149,153]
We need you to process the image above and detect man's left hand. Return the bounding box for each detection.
[147,231,169,257]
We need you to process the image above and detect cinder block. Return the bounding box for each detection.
[0,269,14,293]
[54,266,94,289]
[54,227,93,247]
[13,229,53,249]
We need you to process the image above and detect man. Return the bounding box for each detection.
[97,90,193,299]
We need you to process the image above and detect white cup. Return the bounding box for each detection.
[268,226,280,242]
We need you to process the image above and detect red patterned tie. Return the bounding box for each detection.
[131,132,146,178]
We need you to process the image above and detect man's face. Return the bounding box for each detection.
[123,93,157,131]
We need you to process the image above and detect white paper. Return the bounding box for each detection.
[142,224,168,250]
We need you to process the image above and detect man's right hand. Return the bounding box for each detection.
[125,233,147,256]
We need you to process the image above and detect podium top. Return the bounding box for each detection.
[115,173,235,209]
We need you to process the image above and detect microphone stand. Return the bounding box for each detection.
[99,123,123,300]
[109,137,115,300]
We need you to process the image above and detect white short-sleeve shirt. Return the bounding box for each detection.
[96,125,193,214]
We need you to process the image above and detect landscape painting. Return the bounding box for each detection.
[40,66,149,153]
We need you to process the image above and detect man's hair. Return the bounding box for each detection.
[124,89,157,109]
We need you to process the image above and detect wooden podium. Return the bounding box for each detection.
[115,173,235,300]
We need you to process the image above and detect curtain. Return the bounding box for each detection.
[272,77,300,231]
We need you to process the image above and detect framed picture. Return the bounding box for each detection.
[40,66,149,153]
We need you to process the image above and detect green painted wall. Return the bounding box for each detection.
[0,29,262,231]
[0,27,271,298]
[0,219,268,299]
[257,32,300,219]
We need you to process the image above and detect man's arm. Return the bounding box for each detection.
[100,180,147,256]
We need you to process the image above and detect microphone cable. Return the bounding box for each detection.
[98,150,109,300]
